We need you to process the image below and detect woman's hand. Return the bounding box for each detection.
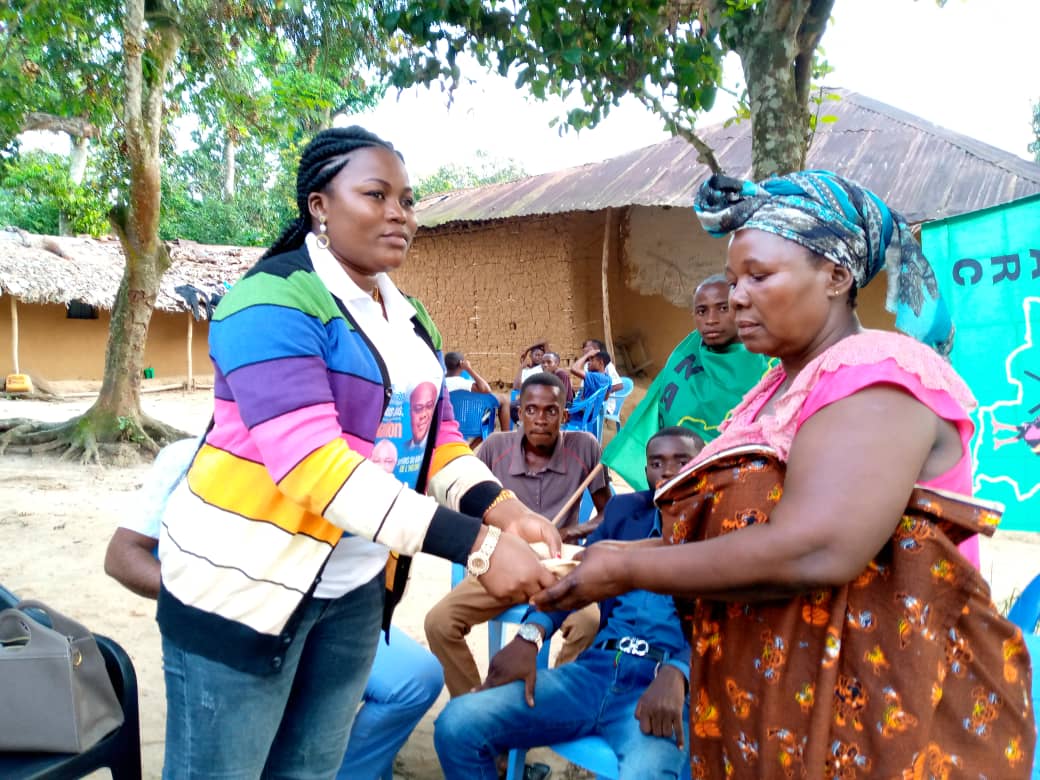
[478,529,558,603]
[530,542,633,612]
[486,498,562,559]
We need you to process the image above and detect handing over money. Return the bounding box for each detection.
[529,541,585,575]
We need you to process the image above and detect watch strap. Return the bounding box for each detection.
[466,525,501,577]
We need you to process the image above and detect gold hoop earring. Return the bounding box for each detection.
[316,217,330,250]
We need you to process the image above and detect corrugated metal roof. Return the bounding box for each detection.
[416,89,1040,228]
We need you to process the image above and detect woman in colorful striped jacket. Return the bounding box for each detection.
[156,127,561,778]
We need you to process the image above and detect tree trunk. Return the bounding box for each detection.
[79,0,181,445]
[69,136,89,185]
[724,0,835,179]
[59,136,91,236]
[89,255,162,437]
[223,133,236,201]
[737,30,808,179]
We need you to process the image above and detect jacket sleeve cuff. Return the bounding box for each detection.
[459,481,505,518]
[427,450,501,512]
[420,506,483,564]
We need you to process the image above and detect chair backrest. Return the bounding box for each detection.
[509,389,521,430]
[1008,572,1040,780]
[449,390,500,440]
[577,482,615,528]
[1008,572,1040,635]
[0,584,17,609]
[565,386,608,439]
[603,377,635,423]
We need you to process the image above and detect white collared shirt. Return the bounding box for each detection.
[306,233,444,598]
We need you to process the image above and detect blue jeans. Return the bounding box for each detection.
[162,573,384,780]
[337,626,444,779]
[435,648,689,780]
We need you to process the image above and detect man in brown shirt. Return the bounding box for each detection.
[426,373,612,696]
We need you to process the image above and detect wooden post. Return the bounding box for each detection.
[10,295,19,375]
[600,208,615,358]
[186,314,194,389]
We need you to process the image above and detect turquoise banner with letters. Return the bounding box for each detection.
[922,193,1040,532]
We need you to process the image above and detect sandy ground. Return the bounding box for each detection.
[1,388,1037,779]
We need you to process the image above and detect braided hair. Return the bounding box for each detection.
[264,126,402,259]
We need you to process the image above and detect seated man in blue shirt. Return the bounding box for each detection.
[572,350,613,404]
[434,426,704,780]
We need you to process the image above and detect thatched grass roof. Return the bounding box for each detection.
[0,229,263,318]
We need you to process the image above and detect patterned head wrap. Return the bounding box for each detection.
[693,170,953,354]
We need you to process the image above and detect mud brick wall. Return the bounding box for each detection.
[397,206,896,386]
[395,212,606,386]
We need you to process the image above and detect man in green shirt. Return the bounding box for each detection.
[603,274,769,489]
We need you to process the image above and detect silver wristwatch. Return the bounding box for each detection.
[516,622,544,652]
[467,526,501,577]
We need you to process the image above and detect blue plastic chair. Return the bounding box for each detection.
[602,377,634,432]
[1008,572,1040,779]
[449,389,500,441]
[564,386,609,441]
[509,389,521,430]
[1009,572,1040,635]
[503,485,688,780]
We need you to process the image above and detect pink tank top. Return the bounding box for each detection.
[691,331,981,565]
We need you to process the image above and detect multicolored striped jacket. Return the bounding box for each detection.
[157,247,501,674]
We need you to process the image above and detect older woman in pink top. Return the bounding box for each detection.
[536,171,1034,778]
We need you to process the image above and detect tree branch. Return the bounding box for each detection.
[123,0,145,155]
[20,112,100,139]
[636,91,721,174]
[794,0,835,106]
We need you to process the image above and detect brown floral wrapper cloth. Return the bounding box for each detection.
[658,446,1035,779]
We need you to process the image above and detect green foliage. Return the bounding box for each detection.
[174,1,387,146]
[0,0,123,151]
[416,151,527,197]
[376,1,724,139]
[2,1,395,248]
[157,123,294,245]
[378,1,841,176]
[160,183,294,247]
[0,151,109,235]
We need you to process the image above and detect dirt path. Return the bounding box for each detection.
[0,391,574,778]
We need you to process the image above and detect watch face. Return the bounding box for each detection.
[518,624,541,646]
[468,554,490,576]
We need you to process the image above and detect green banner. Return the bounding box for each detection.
[922,193,1040,532]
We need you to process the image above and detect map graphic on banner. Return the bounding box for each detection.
[921,193,1040,532]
